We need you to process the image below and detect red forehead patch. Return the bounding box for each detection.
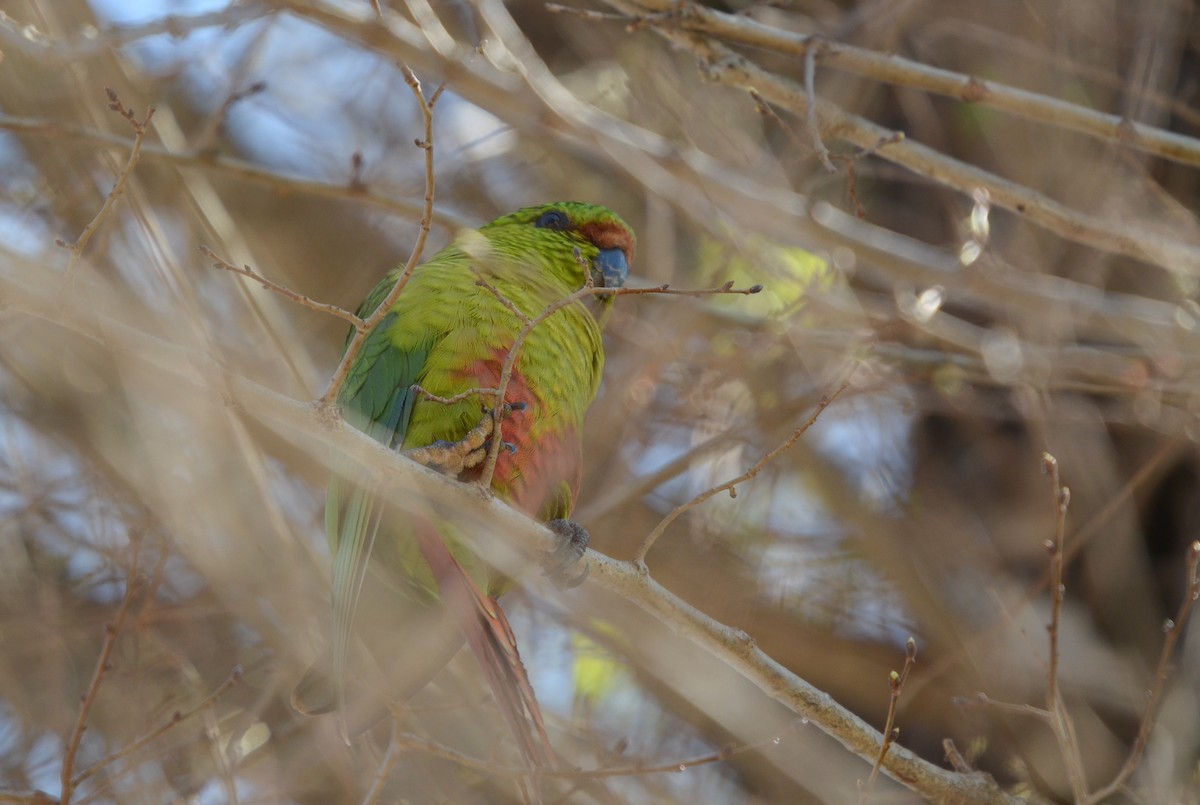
[579,220,635,264]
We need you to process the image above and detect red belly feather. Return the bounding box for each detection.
[457,355,582,519]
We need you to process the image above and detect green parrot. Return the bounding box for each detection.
[293,202,634,765]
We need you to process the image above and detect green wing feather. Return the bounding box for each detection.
[328,306,431,733]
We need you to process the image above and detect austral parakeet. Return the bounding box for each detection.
[293,202,634,764]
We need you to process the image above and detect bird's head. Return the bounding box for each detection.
[481,201,636,292]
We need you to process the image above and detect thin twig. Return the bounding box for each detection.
[477,275,598,490]
[474,274,534,325]
[132,535,170,636]
[859,637,917,803]
[363,719,406,805]
[909,441,1176,715]
[411,384,502,407]
[5,266,1023,805]
[804,38,836,173]
[942,740,972,774]
[577,386,829,523]
[544,2,632,21]
[201,690,239,805]
[749,88,818,159]
[275,0,1200,299]
[320,67,444,406]
[199,245,365,328]
[1066,441,1174,565]
[1042,453,1067,707]
[750,82,894,214]
[1085,540,1200,803]
[348,150,367,192]
[58,90,155,284]
[73,666,243,787]
[933,19,1200,131]
[471,275,765,491]
[953,691,1053,722]
[0,792,57,804]
[60,537,144,805]
[190,81,267,154]
[835,132,905,217]
[631,374,851,564]
[601,281,763,298]
[478,257,766,490]
[615,0,1200,170]
[616,0,1200,274]
[383,725,790,780]
[0,6,269,63]
[0,113,470,229]
[1040,453,1088,802]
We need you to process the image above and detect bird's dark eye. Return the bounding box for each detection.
[534,209,572,231]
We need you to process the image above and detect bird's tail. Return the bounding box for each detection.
[413,520,555,789]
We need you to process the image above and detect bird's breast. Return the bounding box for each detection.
[454,352,584,519]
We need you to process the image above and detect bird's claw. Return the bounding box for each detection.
[542,519,590,590]
[402,400,525,475]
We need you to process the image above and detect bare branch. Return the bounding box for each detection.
[0,792,57,804]
[1042,453,1068,708]
[474,273,766,491]
[859,637,918,803]
[478,278,598,490]
[386,725,764,779]
[953,691,1053,722]
[604,0,1200,274]
[320,66,442,406]
[1040,453,1088,801]
[474,274,534,326]
[0,113,470,229]
[609,0,1200,170]
[199,245,365,329]
[601,281,764,298]
[189,81,268,154]
[73,666,243,788]
[60,536,144,805]
[0,6,269,62]
[411,384,503,407]
[942,740,972,775]
[544,3,633,22]
[363,720,406,805]
[632,374,852,564]
[57,90,155,283]
[3,267,1020,805]
[804,39,837,173]
[1085,540,1200,803]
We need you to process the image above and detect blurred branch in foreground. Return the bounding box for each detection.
[4,0,1200,802]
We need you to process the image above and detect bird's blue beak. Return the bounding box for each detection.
[594,247,629,288]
